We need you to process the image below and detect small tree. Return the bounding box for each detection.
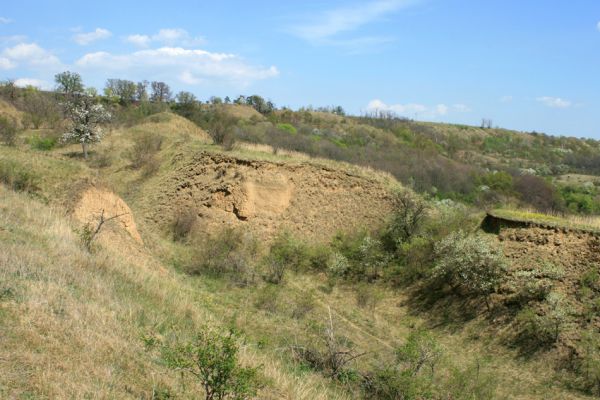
[62,95,111,158]
[431,230,506,308]
[163,327,262,400]
[54,71,84,97]
[382,191,428,252]
[150,81,172,103]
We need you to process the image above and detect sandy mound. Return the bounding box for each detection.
[73,187,143,245]
[133,112,211,142]
[219,104,264,120]
[143,152,398,241]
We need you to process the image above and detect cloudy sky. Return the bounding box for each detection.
[1,0,600,137]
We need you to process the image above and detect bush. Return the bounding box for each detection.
[28,134,57,151]
[430,231,506,306]
[332,233,388,282]
[515,293,570,348]
[162,327,263,400]
[0,160,38,193]
[0,116,17,146]
[264,232,309,283]
[576,329,600,395]
[382,192,428,252]
[187,228,260,287]
[362,330,442,399]
[277,123,297,135]
[127,131,163,170]
[172,208,197,241]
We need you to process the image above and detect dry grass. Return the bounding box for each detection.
[0,111,594,399]
[0,186,348,399]
[491,207,600,232]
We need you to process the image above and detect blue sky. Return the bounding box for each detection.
[1,0,600,137]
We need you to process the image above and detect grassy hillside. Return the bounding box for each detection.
[2,86,600,398]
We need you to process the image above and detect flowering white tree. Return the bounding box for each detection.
[62,95,111,159]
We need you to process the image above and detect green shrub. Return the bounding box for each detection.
[0,116,17,146]
[186,228,260,287]
[382,192,428,252]
[28,134,57,151]
[581,269,600,290]
[576,329,600,396]
[264,232,309,283]
[362,330,442,400]
[516,293,570,348]
[162,327,263,400]
[332,233,388,282]
[0,160,38,193]
[277,123,297,135]
[431,231,506,306]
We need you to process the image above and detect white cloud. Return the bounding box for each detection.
[289,0,417,51]
[500,95,513,103]
[125,34,151,47]
[0,17,11,24]
[453,103,471,112]
[291,0,415,41]
[1,43,62,69]
[0,57,15,70]
[597,21,600,31]
[76,47,278,86]
[14,78,51,90]
[73,28,112,45]
[366,99,470,119]
[0,35,28,45]
[125,28,205,48]
[536,96,571,109]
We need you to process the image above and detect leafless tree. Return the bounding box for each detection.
[80,209,128,251]
[150,81,172,103]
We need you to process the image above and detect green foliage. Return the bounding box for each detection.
[0,115,17,146]
[431,231,506,301]
[78,223,96,252]
[276,123,297,135]
[363,331,496,399]
[264,231,309,283]
[559,185,600,214]
[187,228,260,287]
[332,233,388,282]
[28,134,57,151]
[516,293,571,348]
[54,70,84,96]
[0,160,38,193]
[162,327,263,400]
[382,192,428,252]
[576,329,600,395]
[477,171,513,193]
[362,330,442,400]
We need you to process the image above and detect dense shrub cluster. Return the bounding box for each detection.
[186,228,261,287]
